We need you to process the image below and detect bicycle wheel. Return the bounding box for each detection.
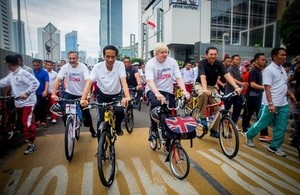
[169,144,190,179]
[218,116,239,159]
[125,105,134,134]
[191,107,207,138]
[148,128,157,150]
[138,98,142,111]
[65,117,75,161]
[75,115,80,140]
[97,130,115,187]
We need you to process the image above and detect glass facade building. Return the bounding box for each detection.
[65,31,78,53]
[99,0,123,50]
[211,0,277,47]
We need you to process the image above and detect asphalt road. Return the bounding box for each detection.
[0,102,299,195]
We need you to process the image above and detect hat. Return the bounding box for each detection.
[5,55,18,65]
[132,62,140,66]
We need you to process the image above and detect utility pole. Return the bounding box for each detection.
[17,0,22,54]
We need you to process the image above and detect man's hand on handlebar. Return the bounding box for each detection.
[182,90,190,100]
[51,94,59,101]
[155,93,166,105]
[203,89,212,96]
[121,97,131,107]
[234,87,242,95]
[80,99,89,107]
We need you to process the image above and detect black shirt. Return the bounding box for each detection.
[196,59,227,86]
[126,66,138,87]
[246,66,263,100]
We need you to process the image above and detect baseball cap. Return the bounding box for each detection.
[132,62,140,66]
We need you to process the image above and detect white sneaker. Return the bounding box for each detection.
[268,147,286,157]
[245,133,255,147]
[24,144,37,155]
[235,124,241,131]
[51,119,57,124]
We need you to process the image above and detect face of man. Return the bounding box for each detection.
[223,58,232,68]
[231,56,241,67]
[45,62,53,71]
[155,50,168,63]
[68,53,79,67]
[104,49,117,69]
[273,49,287,65]
[255,55,266,69]
[32,61,42,71]
[206,49,218,64]
[123,58,131,69]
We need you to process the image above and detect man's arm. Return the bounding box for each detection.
[51,77,62,100]
[224,73,242,94]
[134,72,142,89]
[250,82,264,90]
[80,79,93,107]
[176,77,190,100]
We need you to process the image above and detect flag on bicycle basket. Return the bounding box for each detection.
[165,116,197,134]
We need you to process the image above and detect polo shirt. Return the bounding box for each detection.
[261,62,288,106]
[34,68,49,95]
[196,59,227,86]
[89,61,126,95]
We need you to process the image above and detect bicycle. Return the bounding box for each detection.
[50,98,82,161]
[182,90,198,116]
[148,96,197,179]
[191,91,239,159]
[0,96,23,148]
[84,99,124,187]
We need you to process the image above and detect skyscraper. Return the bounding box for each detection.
[99,0,123,50]
[0,0,13,51]
[65,30,78,52]
[12,19,26,54]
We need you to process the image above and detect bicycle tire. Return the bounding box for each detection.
[218,116,239,159]
[97,130,115,187]
[169,144,190,179]
[125,105,134,134]
[65,117,75,161]
[138,99,142,111]
[75,115,80,140]
[191,107,207,138]
[148,128,157,150]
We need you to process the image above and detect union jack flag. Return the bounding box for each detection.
[165,116,197,134]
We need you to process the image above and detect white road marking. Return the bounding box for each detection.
[82,163,93,195]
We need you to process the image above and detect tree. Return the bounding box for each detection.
[279,0,300,55]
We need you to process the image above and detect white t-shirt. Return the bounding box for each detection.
[0,67,39,107]
[180,67,194,83]
[145,57,182,94]
[47,70,58,94]
[89,61,126,95]
[57,63,89,96]
[262,62,288,106]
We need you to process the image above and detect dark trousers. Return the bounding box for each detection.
[63,92,94,129]
[147,90,175,130]
[224,95,244,124]
[242,96,268,135]
[34,95,48,123]
[96,90,124,131]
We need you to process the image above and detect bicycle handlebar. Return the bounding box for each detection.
[211,91,238,100]
[0,96,21,100]
[163,95,187,110]
[57,98,81,103]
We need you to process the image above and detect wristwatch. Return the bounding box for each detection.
[268,102,273,106]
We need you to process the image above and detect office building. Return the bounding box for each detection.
[65,30,78,52]
[99,0,123,51]
[37,23,61,62]
[12,19,26,54]
[140,0,286,61]
[0,0,13,51]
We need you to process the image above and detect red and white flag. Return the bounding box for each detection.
[147,20,156,29]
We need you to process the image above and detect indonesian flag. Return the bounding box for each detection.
[147,20,156,29]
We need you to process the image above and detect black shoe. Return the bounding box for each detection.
[116,129,124,136]
[210,130,219,138]
[89,128,97,138]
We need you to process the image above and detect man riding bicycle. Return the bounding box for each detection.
[194,46,242,138]
[80,45,131,136]
[123,57,143,108]
[145,42,190,137]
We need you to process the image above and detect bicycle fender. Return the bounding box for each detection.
[99,121,109,134]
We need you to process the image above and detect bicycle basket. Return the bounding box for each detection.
[50,103,64,117]
[163,116,197,139]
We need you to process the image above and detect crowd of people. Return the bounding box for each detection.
[0,42,299,158]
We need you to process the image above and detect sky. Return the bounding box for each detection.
[11,0,138,58]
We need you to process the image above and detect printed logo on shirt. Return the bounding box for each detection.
[156,68,171,80]
[68,73,81,82]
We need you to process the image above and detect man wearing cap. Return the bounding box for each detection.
[123,57,143,108]
[0,55,40,155]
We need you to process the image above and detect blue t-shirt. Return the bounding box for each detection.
[34,68,49,95]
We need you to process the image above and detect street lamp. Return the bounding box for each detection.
[222,32,229,59]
